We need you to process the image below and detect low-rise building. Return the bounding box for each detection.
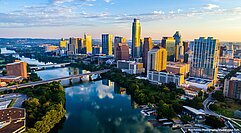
[166,61,189,77]
[117,60,144,74]
[0,76,24,83]
[219,57,241,68]
[182,106,205,123]
[184,77,213,91]
[45,45,59,52]
[147,71,184,86]
[224,77,241,100]
[6,61,27,79]
[0,108,26,133]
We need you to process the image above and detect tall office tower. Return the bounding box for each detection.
[6,61,27,78]
[143,37,153,73]
[116,43,130,61]
[161,37,176,61]
[60,38,68,49]
[77,38,84,54]
[114,36,126,57]
[173,31,184,61]
[190,37,219,84]
[140,38,144,57]
[147,46,167,72]
[219,45,227,57]
[84,34,92,54]
[92,45,102,55]
[102,34,113,55]
[132,18,141,58]
[183,41,189,53]
[68,37,77,55]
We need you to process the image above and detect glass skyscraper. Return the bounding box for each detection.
[102,34,113,55]
[190,37,219,84]
[132,19,141,58]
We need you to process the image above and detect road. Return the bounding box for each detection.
[203,89,241,129]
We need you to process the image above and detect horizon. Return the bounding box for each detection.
[0,0,241,42]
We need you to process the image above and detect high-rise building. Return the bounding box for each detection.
[162,37,176,61]
[116,43,129,61]
[143,37,153,73]
[60,38,68,49]
[183,41,189,53]
[92,45,102,55]
[6,61,27,79]
[84,34,92,54]
[140,38,144,57]
[173,31,184,62]
[132,19,141,58]
[77,38,84,54]
[102,34,113,55]
[114,36,126,57]
[147,46,167,72]
[190,37,219,84]
[68,37,77,55]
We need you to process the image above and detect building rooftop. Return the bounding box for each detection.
[183,106,205,115]
[6,61,25,66]
[185,77,212,85]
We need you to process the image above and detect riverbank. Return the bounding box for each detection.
[15,81,66,133]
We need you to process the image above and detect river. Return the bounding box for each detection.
[3,48,180,133]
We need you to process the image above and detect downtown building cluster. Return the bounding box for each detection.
[57,18,241,100]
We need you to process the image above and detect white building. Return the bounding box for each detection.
[147,71,184,86]
[117,60,144,74]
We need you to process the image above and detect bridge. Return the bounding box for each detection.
[0,69,110,91]
[30,63,71,70]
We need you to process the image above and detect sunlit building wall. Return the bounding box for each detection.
[147,46,167,72]
[102,34,113,55]
[132,19,141,58]
[84,34,92,54]
[162,37,176,61]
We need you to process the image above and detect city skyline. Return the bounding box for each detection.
[0,0,241,41]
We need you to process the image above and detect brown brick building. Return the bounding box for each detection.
[6,61,27,79]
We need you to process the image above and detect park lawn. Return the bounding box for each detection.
[215,99,241,118]
[8,98,17,108]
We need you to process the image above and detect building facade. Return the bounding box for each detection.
[189,37,219,84]
[224,77,241,100]
[84,34,92,54]
[117,60,144,74]
[143,37,153,73]
[147,71,184,86]
[116,43,129,61]
[60,38,68,49]
[132,19,141,58]
[102,34,113,55]
[114,36,126,58]
[147,46,167,72]
[6,61,27,79]
[161,37,176,61]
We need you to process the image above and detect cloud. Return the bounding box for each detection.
[104,0,112,3]
[203,4,220,10]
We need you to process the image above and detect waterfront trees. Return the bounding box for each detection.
[17,82,66,132]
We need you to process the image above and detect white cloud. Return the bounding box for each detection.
[203,4,220,10]
[104,0,112,3]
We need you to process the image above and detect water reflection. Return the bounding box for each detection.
[59,80,178,133]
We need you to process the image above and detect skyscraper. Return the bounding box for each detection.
[147,46,167,72]
[173,31,184,62]
[116,43,129,61]
[143,37,153,73]
[77,38,84,54]
[84,34,92,54]
[60,38,67,49]
[68,37,77,55]
[161,37,176,61]
[190,37,219,84]
[114,36,126,57]
[132,19,141,58]
[102,34,113,55]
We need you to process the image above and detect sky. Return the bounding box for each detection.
[0,0,241,41]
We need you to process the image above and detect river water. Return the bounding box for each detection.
[3,48,180,133]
